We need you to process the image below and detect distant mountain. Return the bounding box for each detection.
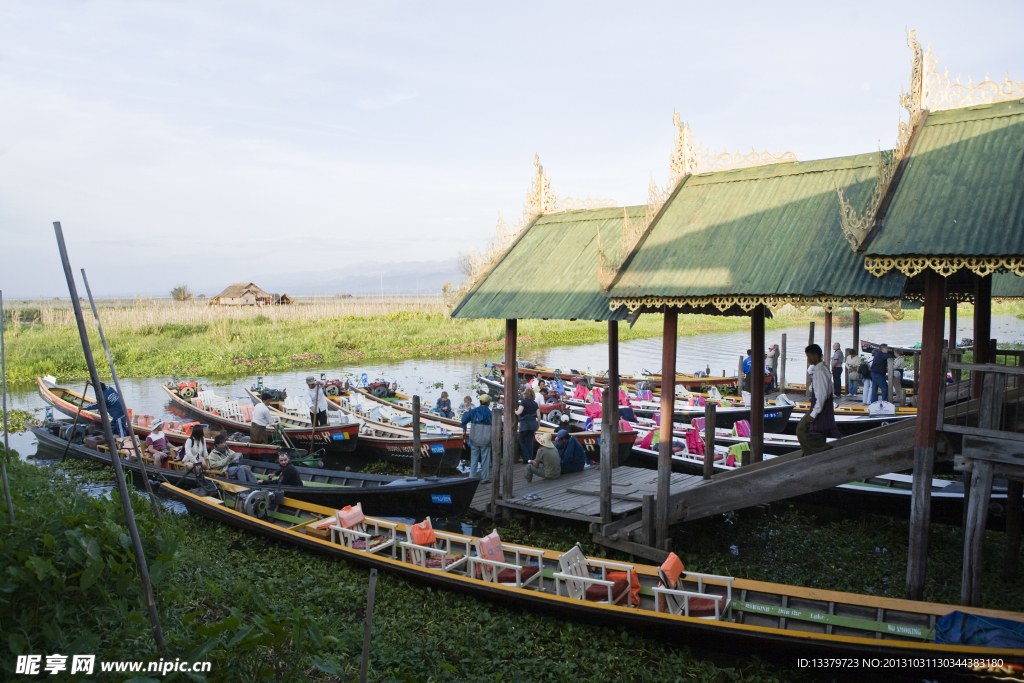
[256,259,463,296]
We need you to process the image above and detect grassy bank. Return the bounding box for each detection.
[1,297,910,382]
[0,458,807,682]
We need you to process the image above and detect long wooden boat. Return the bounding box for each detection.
[243,388,464,470]
[161,384,360,455]
[491,362,737,389]
[32,423,480,517]
[38,378,296,461]
[348,384,639,465]
[161,479,1024,674]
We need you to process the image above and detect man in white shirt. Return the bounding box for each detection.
[830,342,844,399]
[795,344,842,454]
[305,375,330,427]
[251,392,277,444]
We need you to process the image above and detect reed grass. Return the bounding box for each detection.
[0,296,941,382]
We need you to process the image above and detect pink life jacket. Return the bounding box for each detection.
[733,420,751,437]
[573,384,589,400]
[685,429,704,455]
[584,402,603,419]
[618,389,631,406]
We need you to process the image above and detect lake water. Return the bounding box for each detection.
[7,312,1024,460]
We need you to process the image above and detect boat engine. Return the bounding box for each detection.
[178,381,198,399]
[368,381,391,399]
[240,489,271,520]
[323,379,347,396]
[545,409,563,424]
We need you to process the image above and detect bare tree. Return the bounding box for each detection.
[170,284,193,302]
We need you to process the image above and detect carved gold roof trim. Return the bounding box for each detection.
[609,294,905,319]
[864,255,1024,279]
[444,155,617,309]
[837,30,926,252]
[921,44,1024,111]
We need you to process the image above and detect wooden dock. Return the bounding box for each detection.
[469,463,702,524]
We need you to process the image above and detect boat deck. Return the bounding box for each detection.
[469,463,702,524]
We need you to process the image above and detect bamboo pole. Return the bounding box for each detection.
[411,396,422,479]
[750,305,765,463]
[80,270,161,519]
[489,405,502,517]
[53,221,165,650]
[657,308,678,550]
[0,291,14,524]
[60,381,90,463]
[308,382,322,454]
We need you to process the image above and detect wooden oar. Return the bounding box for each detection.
[60,381,90,463]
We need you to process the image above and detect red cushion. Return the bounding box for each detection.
[585,578,629,602]
[683,596,720,617]
[496,566,540,583]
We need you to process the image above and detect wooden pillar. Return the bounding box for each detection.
[906,270,946,601]
[949,303,958,349]
[657,308,678,551]
[852,310,860,354]
[806,322,815,397]
[750,305,765,463]
[1006,480,1022,581]
[489,405,502,517]
[779,333,787,392]
[973,275,992,398]
[501,320,518,520]
[823,311,833,364]
[702,403,716,480]
[600,320,620,524]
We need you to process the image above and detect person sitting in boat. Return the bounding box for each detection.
[524,432,560,483]
[559,413,585,434]
[145,420,171,468]
[435,391,454,418]
[84,382,127,437]
[893,349,906,382]
[795,344,842,455]
[251,392,277,444]
[457,395,474,418]
[265,451,303,487]
[305,376,330,427]
[182,425,209,471]
[554,429,587,475]
[208,434,258,482]
[844,348,863,397]
[536,387,550,406]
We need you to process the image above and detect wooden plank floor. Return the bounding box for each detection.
[470,464,702,524]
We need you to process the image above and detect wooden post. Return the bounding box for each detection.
[780,333,787,392]
[913,351,921,398]
[806,322,815,397]
[750,305,765,463]
[949,303,957,349]
[0,291,14,524]
[601,320,620,524]
[81,270,161,519]
[823,311,833,363]
[973,275,992,398]
[502,320,517,521]
[657,308,678,551]
[489,405,502,517]
[411,396,422,479]
[641,494,654,547]
[600,387,613,525]
[852,310,860,355]
[702,402,716,480]
[906,269,946,601]
[736,356,744,394]
[359,568,378,683]
[53,221,165,650]
[962,460,994,607]
[1006,480,1022,581]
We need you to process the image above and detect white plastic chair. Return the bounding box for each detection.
[652,568,733,620]
[329,504,397,557]
[469,531,545,590]
[553,544,634,604]
[400,518,470,573]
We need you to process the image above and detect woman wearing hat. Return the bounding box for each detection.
[145,420,171,468]
[524,431,561,483]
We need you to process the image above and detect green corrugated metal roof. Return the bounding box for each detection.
[994,272,1024,298]
[451,206,644,320]
[609,153,907,300]
[866,100,1024,257]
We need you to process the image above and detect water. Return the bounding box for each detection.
[7,313,1024,462]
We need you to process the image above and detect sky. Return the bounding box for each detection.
[1,1,1022,298]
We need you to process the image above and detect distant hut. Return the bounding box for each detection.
[210,283,292,306]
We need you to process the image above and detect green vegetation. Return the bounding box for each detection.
[1,297,917,382]
[1,458,806,682]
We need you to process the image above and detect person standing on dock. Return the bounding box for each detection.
[516,387,540,464]
[251,392,277,444]
[742,350,753,392]
[830,343,844,399]
[305,376,329,427]
[844,348,863,397]
[84,382,127,437]
[795,344,842,454]
[869,344,893,403]
[767,344,780,391]
[461,394,492,481]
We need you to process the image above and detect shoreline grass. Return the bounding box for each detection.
[5,295,997,383]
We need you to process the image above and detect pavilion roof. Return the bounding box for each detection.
[607,152,907,314]
[450,206,643,321]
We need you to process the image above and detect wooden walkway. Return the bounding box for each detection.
[469,464,702,524]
